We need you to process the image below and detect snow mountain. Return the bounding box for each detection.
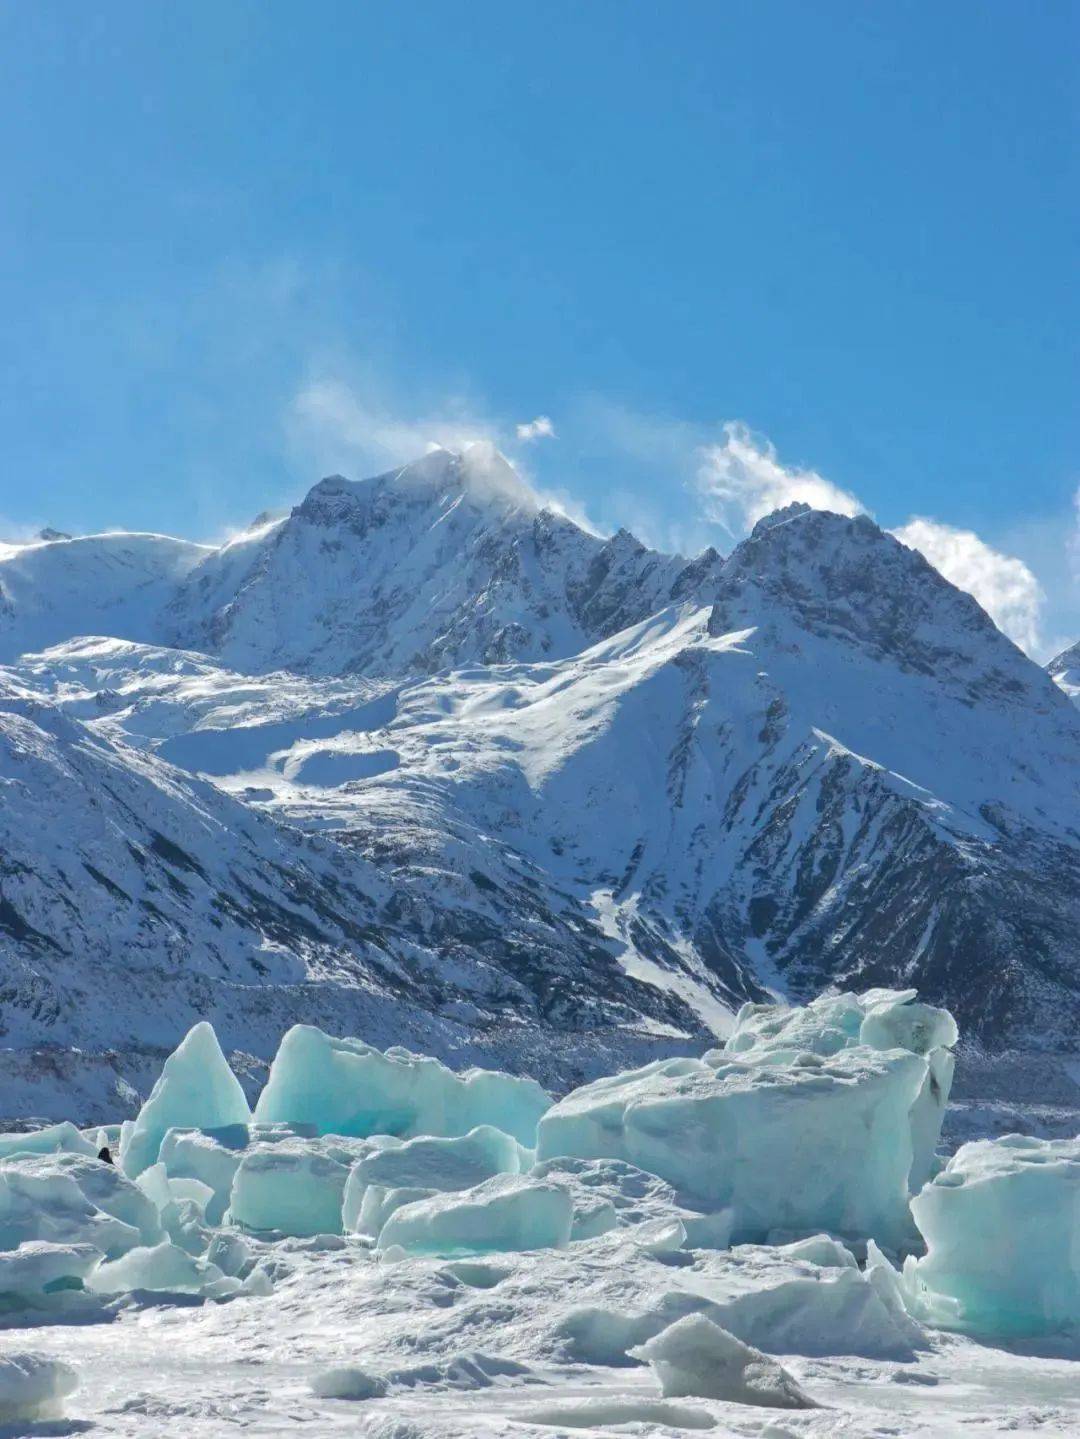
[2,454,1079,1123]
[1,445,721,674]
[1049,639,1080,707]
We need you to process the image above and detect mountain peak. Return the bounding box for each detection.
[297,445,540,529]
[748,501,815,537]
[711,505,1066,713]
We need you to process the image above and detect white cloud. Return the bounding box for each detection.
[696,422,864,537]
[891,516,1045,655]
[516,415,556,442]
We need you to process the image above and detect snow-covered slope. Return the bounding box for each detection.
[1049,639,1080,706]
[0,532,207,662]
[0,671,714,1123]
[2,458,1079,1121]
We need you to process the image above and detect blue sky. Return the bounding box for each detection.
[0,1,1076,655]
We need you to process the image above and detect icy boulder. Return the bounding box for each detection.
[228,1141,353,1237]
[157,1125,249,1225]
[377,1174,574,1255]
[341,1125,531,1239]
[531,1157,694,1243]
[720,988,956,1193]
[346,1124,527,1211]
[0,1352,79,1424]
[87,1238,239,1298]
[120,1023,251,1178]
[904,1134,1080,1336]
[629,1313,818,1408]
[0,1152,161,1257]
[537,1046,928,1247]
[311,1366,388,1400]
[53,1153,162,1245]
[0,1241,102,1303]
[0,1122,96,1161]
[347,1183,435,1240]
[253,1026,550,1147]
[723,987,955,1060]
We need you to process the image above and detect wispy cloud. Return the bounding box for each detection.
[696,422,864,537]
[516,415,556,443]
[579,399,1060,656]
[891,517,1046,656]
[577,402,864,552]
[0,514,48,551]
[285,373,606,533]
[287,376,499,476]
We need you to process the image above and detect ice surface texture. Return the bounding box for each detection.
[377,1174,574,1255]
[0,1121,95,1161]
[342,1126,528,1235]
[87,1238,239,1297]
[0,1150,160,1257]
[228,1141,354,1237]
[721,987,956,1192]
[904,1134,1080,1336]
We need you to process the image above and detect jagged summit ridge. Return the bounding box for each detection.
[299,443,541,526]
[0,449,723,674]
[156,446,725,676]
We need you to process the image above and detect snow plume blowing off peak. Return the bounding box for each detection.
[309,442,543,518]
[453,440,542,513]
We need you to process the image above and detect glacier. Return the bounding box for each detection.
[536,986,955,1248]
[0,997,1078,1433]
[119,1021,251,1179]
[252,1024,551,1146]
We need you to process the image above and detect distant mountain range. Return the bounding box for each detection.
[2,446,1078,1122]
